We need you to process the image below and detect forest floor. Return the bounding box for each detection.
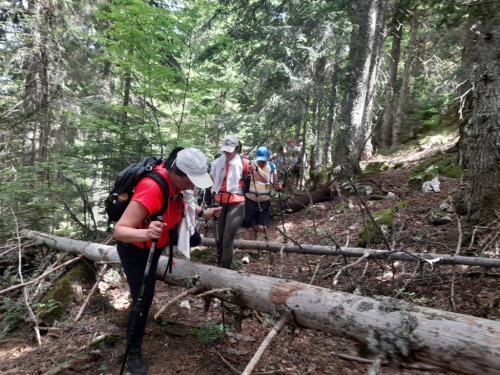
[1,134,500,375]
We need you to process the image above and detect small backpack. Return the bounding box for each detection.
[105,157,169,223]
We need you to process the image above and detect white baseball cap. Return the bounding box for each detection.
[220,135,239,153]
[175,148,213,189]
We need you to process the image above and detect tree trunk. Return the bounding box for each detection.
[323,46,344,167]
[120,70,132,165]
[379,5,403,148]
[455,7,500,217]
[392,10,419,148]
[23,230,500,375]
[22,0,51,166]
[309,56,326,189]
[273,183,333,212]
[334,0,381,177]
[359,0,390,161]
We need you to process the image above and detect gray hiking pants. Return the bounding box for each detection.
[214,201,245,269]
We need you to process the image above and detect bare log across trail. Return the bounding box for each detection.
[272,184,334,213]
[23,230,500,375]
[201,237,500,268]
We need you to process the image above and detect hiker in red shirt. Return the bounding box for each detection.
[114,147,221,375]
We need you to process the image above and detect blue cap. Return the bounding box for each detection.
[256,146,269,161]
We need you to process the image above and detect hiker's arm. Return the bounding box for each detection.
[114,201,164,243]
[195,204,222,219]
[249,163,268,183]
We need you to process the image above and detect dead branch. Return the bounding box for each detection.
[217,352,288,375]
[275,228,302,248]
[74,264,109,323]
[154,285,204,319]
[9,207,41,346]
[242,312,292,375]
[309,255,323,285]
[196,287,232,298]
[0,255,83,296]
[331,352,446,371]
[333,252,370,286]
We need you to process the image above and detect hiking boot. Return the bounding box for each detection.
[125,347,148,375]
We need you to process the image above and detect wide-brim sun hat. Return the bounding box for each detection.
[175,148,213,189]
[220,135,239,153]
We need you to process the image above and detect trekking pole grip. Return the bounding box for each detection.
[152,215,164,243]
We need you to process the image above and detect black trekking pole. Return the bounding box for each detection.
[213,194,230,330]
[120,216,164,375]
[213,203,222,267]
[277,187,287,243]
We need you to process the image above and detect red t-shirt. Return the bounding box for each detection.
[214,158,250,204]
[131,165,184,249]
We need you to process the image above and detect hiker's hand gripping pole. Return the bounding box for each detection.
[120,216,164,375]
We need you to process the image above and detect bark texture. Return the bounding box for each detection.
[23,230,500,375]
[392,10,419,147]
[456,6,500,216]
[379,4,403,148]
[22,0,51,166]
[334,0,386,176]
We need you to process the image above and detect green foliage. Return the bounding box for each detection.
[365,162,391,172]
[65,262,96,284]
[0,0,490,242]
[302,227,313,235]
[37,278,75,324]
[190,247,217,264]
[394,288,431,304]
[395,200,410,210]
[190,323,226,344]
[409,152,462,186]
[357,209,395,248]
[0,297,23,338]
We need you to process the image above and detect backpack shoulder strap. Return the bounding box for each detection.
[268,162,275,183]
[243,158,250,175]
[145,170,170,221]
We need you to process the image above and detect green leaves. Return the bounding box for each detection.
[190,323,226,344]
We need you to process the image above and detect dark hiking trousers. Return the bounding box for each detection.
[117,241,164,349]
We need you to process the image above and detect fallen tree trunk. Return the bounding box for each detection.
[23,230,500,375]
[271,183,334,213]
[201,238,500,268]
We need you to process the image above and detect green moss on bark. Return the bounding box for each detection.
[357,209,395,247]
[37,277,74,324]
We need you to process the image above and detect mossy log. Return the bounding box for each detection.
[23,230,500,375]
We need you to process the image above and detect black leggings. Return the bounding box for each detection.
[117,241,164,349]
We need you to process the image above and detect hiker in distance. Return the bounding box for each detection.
[241,146,282,243]
[113,147,221,375]
[211,135,267,268]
